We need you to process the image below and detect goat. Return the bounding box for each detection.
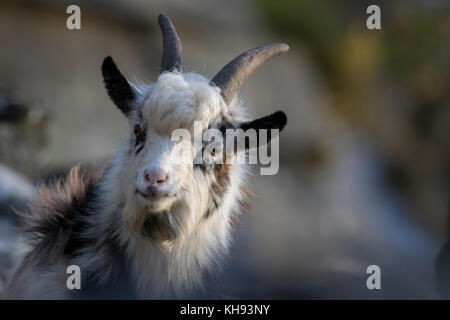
[4,14,288,299]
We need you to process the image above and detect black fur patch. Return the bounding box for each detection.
[134,124,147,155]
[18,166,104,264]
[62,183,98,257]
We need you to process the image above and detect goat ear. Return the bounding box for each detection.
[223,111,286,153]
[240,111,287,132]
[240,111,287,148]
[101,56,135,115]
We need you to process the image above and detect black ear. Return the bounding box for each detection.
[221,111,286,153]
[101,56,135,115]
[241,111,287,132]
[240,111,287,148]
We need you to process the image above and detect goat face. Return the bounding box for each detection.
[129,72,227,215]
[101,14,288,241]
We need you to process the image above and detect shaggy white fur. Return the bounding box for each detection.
[109,72,251,297]
[5,71,251,299]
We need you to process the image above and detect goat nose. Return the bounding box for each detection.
[143,169,169,185]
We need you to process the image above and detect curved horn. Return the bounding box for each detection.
[158,13,183,72]
[210,43,289,105]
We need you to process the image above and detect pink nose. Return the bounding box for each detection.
[144,169,169,185]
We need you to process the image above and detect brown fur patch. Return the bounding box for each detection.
[213,163,231,196]
[202,163,231,218]
[230,186,253,228]
[238,186,253,212]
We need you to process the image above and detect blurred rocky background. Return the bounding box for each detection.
[0,0,448,298]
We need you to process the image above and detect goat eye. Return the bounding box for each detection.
[133,124,145,153]
[134,125,142,137]
[134,125,145,143]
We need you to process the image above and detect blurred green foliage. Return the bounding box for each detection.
[258,0,449,99]
[257,0,450,234]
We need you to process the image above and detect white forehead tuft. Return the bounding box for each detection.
[141,72,228,134]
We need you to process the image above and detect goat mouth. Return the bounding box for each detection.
[135,189,176,201]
